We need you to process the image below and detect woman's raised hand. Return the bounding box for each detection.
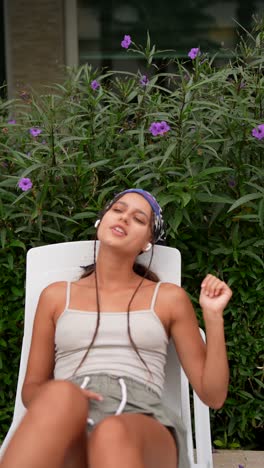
[199,274,232,319]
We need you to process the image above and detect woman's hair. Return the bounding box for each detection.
[72,195,160,381]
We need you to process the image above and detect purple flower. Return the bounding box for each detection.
[91,80,100,90]
[188,48,200,60]
[8,119,16,124]
[149,121,170,136]
[159,121,171,134]
[121,35,132,49]
[30,127,42,137]
[228,177,236,188]
[140,75,149,86]
[252,124,264,140]
[238,465,244,468]
[18,177,33,191]
[149,123,160,136]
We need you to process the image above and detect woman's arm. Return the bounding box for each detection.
[198,274,231,407]
[21,282,62,408]
[168,275,232,409]
[21,281,104,407]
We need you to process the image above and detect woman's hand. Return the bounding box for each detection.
[200,274,232,319]
[80,389,104,401]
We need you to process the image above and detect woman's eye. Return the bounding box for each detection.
[135,218,144,224]
[113,208,122,212]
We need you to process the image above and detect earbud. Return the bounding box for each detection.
[144,243,152,252]
[94,219,100,229]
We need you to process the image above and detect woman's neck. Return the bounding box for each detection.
[94,246,140,289]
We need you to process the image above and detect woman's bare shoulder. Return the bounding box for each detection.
[39,281,68,305]
[159,281,186,296]
[41,280,67,294]
[159,282,191,315]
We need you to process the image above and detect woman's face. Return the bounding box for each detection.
[97,193,153,254]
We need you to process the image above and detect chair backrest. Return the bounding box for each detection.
[0,241,213,467]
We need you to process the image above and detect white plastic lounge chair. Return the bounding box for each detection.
[0,241,213,467]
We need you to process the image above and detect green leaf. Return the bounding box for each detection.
[228,193,264,212]
[72,212,96,220]
[136,173,159,184]
[213,440,224,447]
[196,193,234,204]
[9,240,26,250]
[98,187,118,205]
[181,192,192,207]
[241,250,264,268]
[168,210,183,232]
[258,198,264,230]
[11,191,32,205]
[42,227,68,238]
[159,143,177,167]
[254,378,264,389]
[127,90,138,103]
[7,253,14,269]
[0,229,6,249]
[158,194,179,207]
[21,163,48,178]
[88,159,111,169]
[10,286,24,297]
[246,182,264,194]
[238,390,254,400]
[197,166,233,178]
[42,211,79,224]
[0,338,7,348]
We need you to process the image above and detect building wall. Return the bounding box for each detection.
[5,0,66,97]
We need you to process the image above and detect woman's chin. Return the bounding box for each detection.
[99,237,138,256]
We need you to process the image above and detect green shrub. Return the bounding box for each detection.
[0,21,263,448]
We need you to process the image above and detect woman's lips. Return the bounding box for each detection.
[111,227,126,236]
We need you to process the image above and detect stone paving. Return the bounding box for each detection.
[213,450,263,468]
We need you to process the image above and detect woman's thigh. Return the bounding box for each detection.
[63,430,88,468]
[87,413,177,468]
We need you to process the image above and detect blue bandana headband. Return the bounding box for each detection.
[103,188,166,243]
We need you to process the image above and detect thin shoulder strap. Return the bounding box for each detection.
[150,281,162,311]
[65,281,71,310]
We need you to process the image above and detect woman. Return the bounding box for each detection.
[0,189,232,468]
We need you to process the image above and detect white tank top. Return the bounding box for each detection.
[54,281,169,396]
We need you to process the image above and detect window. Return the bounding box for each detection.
[77,0,264,71]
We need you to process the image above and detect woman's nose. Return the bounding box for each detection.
[119,212,129,223]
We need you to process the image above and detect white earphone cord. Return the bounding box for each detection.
[80,376,127,426]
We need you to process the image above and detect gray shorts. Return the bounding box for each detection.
[69,373,191,468]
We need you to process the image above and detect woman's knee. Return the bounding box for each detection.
[30,380,89,427]
[89,416,135,449]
